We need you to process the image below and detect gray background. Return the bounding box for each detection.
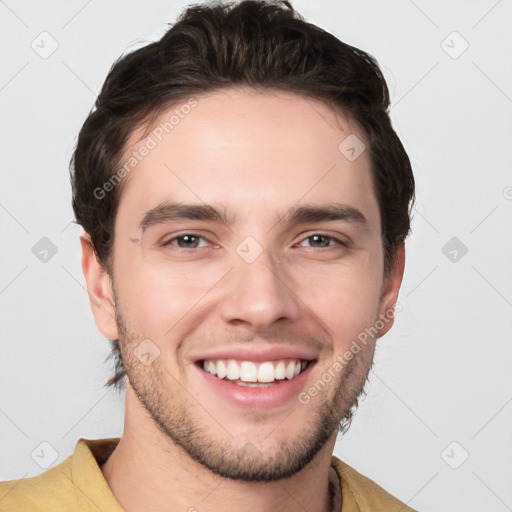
[1,1,511,510]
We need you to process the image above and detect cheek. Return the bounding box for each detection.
[114,237,384,344]
[305,276,380,347]
[298,254,383,349]
[114,253,227,336]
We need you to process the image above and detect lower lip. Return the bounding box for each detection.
[195,361,316,409]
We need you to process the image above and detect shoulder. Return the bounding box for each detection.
[0,456,80,512]
[331,455,418,512]
[0,438,122,512]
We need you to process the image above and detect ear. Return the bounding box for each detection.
[80,233,119,340]
[376,242,405,338]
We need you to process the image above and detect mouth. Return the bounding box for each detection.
[196,357,315,387]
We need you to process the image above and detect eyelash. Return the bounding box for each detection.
[161,233,347,251]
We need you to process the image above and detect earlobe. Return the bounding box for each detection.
[80,234,119,340]
[377,242,406,338]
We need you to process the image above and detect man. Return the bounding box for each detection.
[0,1,416,510]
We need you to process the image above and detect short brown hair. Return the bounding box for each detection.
[70,0,415,390]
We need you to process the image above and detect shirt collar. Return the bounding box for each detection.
[72,438,355,512]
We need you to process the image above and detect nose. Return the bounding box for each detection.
[218,243,301,331]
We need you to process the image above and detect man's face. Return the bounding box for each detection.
[91,88,402,481]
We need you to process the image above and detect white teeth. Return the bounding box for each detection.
[216,360,227,379]
[201,358,310,383]
[236,380,274,388]
[240,361,258,382]
[257,362,275,383]
[285,361,296,379]
[274,361,286,380]
[226,360,240,380]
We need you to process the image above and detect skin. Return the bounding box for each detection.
[81,87,405,512]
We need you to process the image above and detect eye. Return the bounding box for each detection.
[162,234,210,250]
[298,234,346,249]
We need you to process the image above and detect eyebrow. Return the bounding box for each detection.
[139,202,233,232]
[281,203,368,229]
[139,201,369,233]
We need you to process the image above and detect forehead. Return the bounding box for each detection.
[116,87,379,231]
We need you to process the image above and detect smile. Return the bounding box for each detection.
[199,358,311,387]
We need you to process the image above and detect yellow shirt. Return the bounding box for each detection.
[0,438,416,511]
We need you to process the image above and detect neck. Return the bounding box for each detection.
[100,386,337,512]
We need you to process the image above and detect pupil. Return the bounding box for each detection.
[311,235,328,247]
[179,235,198,248]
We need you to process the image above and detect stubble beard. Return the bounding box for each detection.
[114,309,375,483]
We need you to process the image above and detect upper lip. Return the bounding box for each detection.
[193,346,318,363]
